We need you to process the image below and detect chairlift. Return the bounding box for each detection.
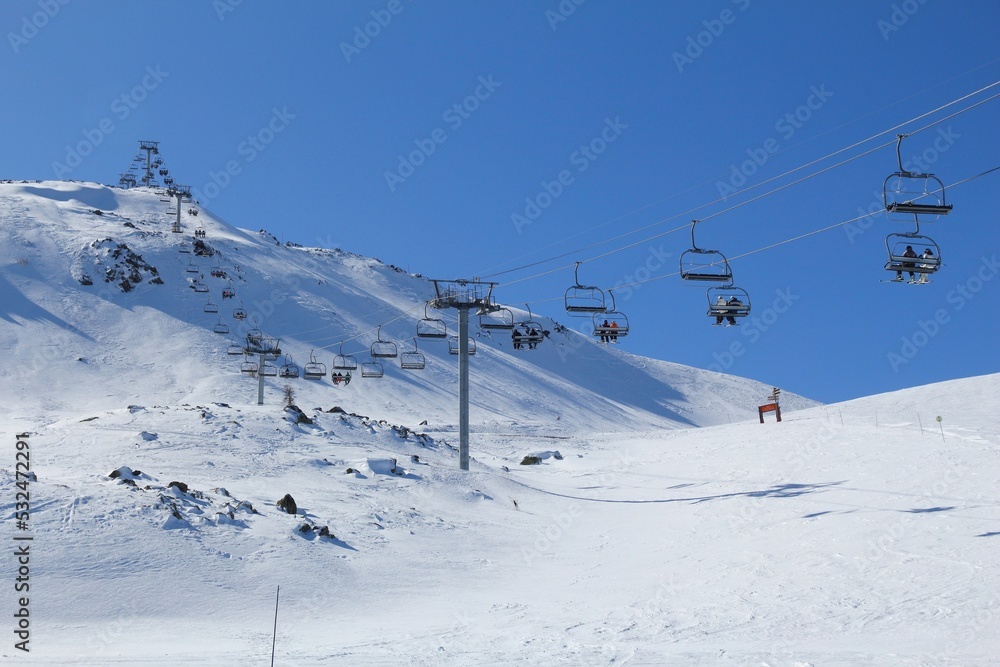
[400,340,426,370]
[178,242,191,254]
[478,305,514,330]
[361,360,385,379]
[232,308,247,321]
[706,284,751,323]
[303,351,327,380]
[564,262,607,314]
[185,262,199,273]
[592,290,629,341]
[240,356,258,376]
[512,304,544,350]
[259,361,278,377]
[680,220,733,282]
[203,298,218,314]
[191,281,208,293]
[883,134,952,221]
[417,303,448,339]
[884,227,941,281]
[227,340,244,356]
[213,318,230,335]
[332,342,359,371]
[448,336,477,356]
[245,331,280,356]
[222,288,235,299]
[371,325,398,358]
[279,356,300,379]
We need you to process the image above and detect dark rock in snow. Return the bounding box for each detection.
[167,481,189,493]
[520,456,542,465]
[277,494,297,515]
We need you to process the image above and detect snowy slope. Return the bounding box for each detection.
[1,182,996,666]
[0,180,813,434]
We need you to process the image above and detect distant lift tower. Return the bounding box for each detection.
[166,184,192,233]
[136,140,160,188]
[430,279,499,471]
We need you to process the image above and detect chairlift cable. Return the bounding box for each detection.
[480,83,1000,283]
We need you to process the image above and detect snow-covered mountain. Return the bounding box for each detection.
[0,180,813,432]
[2,181,996,666]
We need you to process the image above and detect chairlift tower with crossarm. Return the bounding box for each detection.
[166,184,192,234]
[430,279,498,471]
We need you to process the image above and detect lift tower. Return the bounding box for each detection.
[430,279,499,471]
[166,184,192,234]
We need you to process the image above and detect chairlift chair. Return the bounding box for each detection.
[564,262,607,314]
[592,290,629,341]
[227,341,244,356]
[303,351,327,380]
[513,304,544,350]
[240,356,258,376]
[448,336,476,356]
[213,318,230,335]
[332,343,359,371]
[361,360,384,378]
[371,325,398,358]
[680,220,734,282]
[884,230,941,279]
[178,243,191,254]
[203,298,218,314]
[706,284,751,322]
[478,306,514,331]
[185,262,199,273]
[279,356,300,379]
[232,308,247,321]
[400,340,426,370]
[417,303,448,339]
[883,135,953,221]
[192,281,208,293]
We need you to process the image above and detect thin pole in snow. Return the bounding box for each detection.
[936,416,945,442]
[271,585,280,667]
[917,413,924,435]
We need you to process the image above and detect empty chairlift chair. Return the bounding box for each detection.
[361,359,384,378]
[478,305,514,331]
[259,361,278,377]
[203,298,219,314]
[448,336,476,356]
[679,220,733,283]
[240,355,258,376]
[400,340,426,370]
[883,134,953,221]
[417,303,449,339]
[213,318,230,335]
[564,262,607,315]
[370,325,398,359]
[303,351,327,380]
[332,343,359,372]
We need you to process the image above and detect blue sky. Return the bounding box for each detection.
[3,0,999,403]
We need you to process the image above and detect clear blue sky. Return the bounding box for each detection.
[3,0,999,403]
